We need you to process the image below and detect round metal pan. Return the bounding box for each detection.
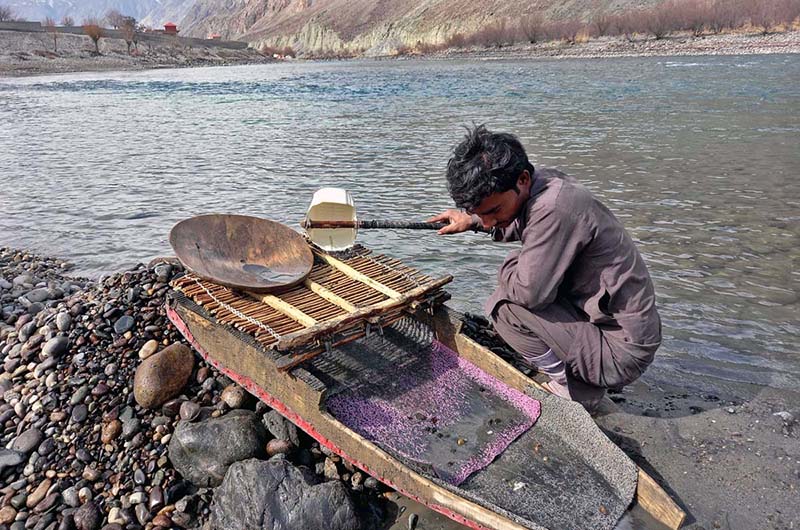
[169,214,313,293]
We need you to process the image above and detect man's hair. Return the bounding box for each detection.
[445,125,535,211]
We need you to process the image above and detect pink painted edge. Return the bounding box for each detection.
[166,301,494,530]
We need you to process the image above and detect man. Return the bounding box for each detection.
[428,125,661,410]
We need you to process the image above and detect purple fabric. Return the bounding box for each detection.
[326,340,541,485]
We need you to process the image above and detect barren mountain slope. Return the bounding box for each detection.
[177,0,664,54]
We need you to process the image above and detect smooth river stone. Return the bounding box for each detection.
[114,316,135,335]
[139,340,159,360]
[41,336,69,358]
[133,344,194,409]
[12,428,43,453]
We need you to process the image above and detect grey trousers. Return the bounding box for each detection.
[491,300,658,392]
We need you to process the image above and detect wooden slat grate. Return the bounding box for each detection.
[171,246,452,369]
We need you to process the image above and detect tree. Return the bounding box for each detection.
[61,15,75,26]
[83,18,104,54]
[519,13,545,43]
[105,9,125,29]
[592,13,614,37]
[44,17,58,52]
[0,5,14,21]
[120,16,136,53]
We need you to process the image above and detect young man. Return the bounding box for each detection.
[429,125,661,410]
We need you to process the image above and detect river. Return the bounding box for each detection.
[1,54,798,394]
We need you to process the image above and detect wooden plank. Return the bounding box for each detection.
[275,276,452,353]
[315,250,403,299]
[636,469,686,530]
[304,278,359,313]
[246,292,317,328]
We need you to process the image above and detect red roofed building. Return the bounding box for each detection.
[164,22,178,34]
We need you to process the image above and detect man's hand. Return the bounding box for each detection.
[426,209,477,235]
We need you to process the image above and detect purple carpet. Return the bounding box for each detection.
[326,340,541,485]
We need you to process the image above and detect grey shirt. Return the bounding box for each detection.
[484,168,662,349]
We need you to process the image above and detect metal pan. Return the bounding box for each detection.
[169,214,313,293]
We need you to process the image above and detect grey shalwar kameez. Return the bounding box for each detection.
[484,168,661,401]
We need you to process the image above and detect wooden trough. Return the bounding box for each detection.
[167,244,686,530]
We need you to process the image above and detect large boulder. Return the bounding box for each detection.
[134,343,194,409]
[169,410,267,487]
[207,456,361,530]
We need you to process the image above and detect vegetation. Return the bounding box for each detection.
[61,16,74,26]
[120,16,137,53]
[43,16,58,52]
[82,18,105,54]
[395,0,800,56]
[0,5,14,21]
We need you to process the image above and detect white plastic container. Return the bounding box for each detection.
[305,188,357,251]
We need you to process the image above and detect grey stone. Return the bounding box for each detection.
[56,313,71,332]
[41,336,69,359]
[70,386,89,406]
[71,404,88,423]
[12,428,44,453]
[62,487,80,508]
[0,448,26,474]
[168,410,266,487]
[208,457,360,530]
[262,410,300,446]
[25,288,51,304]
[113,316,134,335]
[73,501,100,530]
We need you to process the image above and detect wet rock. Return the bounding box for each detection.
[179,401,201,422]
[168,410,267,487]
[41,336,69,358]
[148,486,164,512]
[26,479,52,508]
[73,501,101,530]
[134,343,194,409]
[12,428,44,453]
[208,457,361,530]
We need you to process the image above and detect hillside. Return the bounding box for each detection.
[175,0,665,55]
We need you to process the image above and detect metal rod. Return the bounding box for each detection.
[302,219,446,230]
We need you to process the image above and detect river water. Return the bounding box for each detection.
[1,55,798,394]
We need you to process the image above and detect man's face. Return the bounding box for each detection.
[469,171,532,230]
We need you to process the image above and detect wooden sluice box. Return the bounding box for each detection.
[167,244,685,530]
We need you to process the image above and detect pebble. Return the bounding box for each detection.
[139,339,159,360]
[70,386,89,406]
[41,336,69,358]
[113,315,135,335]
[77,487,92,504]
[135,503,151,525]
[266,439,293,457]
[12,428,44,454]
[71,404,88,423]
[56,312,71,331]
[221,384,246,409]
[73,501,100,530]
[129,492,147,505]
[62,487,79,508]
[133,468,146,485]
[179,401,201,421]
[107,508,125,525]
[26,479,52,509]
[82,466,101,482]
[152,514,172,528]
[0,506,17,525]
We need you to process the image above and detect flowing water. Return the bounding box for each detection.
[1,55,798,394]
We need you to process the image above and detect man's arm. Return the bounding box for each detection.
[493,207,590,310]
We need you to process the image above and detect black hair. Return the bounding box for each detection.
[445,125,535,211]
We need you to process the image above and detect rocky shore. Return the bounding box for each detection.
[1,246,797,530]
[0,30,274,78]
[0,248,389,530]
[421,30,800,61]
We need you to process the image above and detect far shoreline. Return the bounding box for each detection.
[2,29,798,79]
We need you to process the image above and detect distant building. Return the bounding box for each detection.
[209,33,222,40]
[164,22,178,34]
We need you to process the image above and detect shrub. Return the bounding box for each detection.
[0,5,14,21]
[83,18,105,54]
[519,14,545,43]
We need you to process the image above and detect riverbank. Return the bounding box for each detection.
[418,29,800,61]
[1,247,797,530]
[0,30,274,78]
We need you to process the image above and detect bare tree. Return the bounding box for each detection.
[677,0,710,36]
[643,2,678,39]
[83,18,105,54]
[44,17,58,52]
[61,15,75,26]
[120,16,136,53]
[749,0,781,34]
[0,5,14,21]
[519,13,545,43]
[105,9,125,29]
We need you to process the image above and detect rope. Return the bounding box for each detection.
[191,278,281,341]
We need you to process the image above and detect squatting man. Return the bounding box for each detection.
[429,125,661,410]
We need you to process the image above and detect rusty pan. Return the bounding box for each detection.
[169,214,313,293]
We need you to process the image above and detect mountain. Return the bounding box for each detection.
[174,0,665,55]
[4,0,191,25]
